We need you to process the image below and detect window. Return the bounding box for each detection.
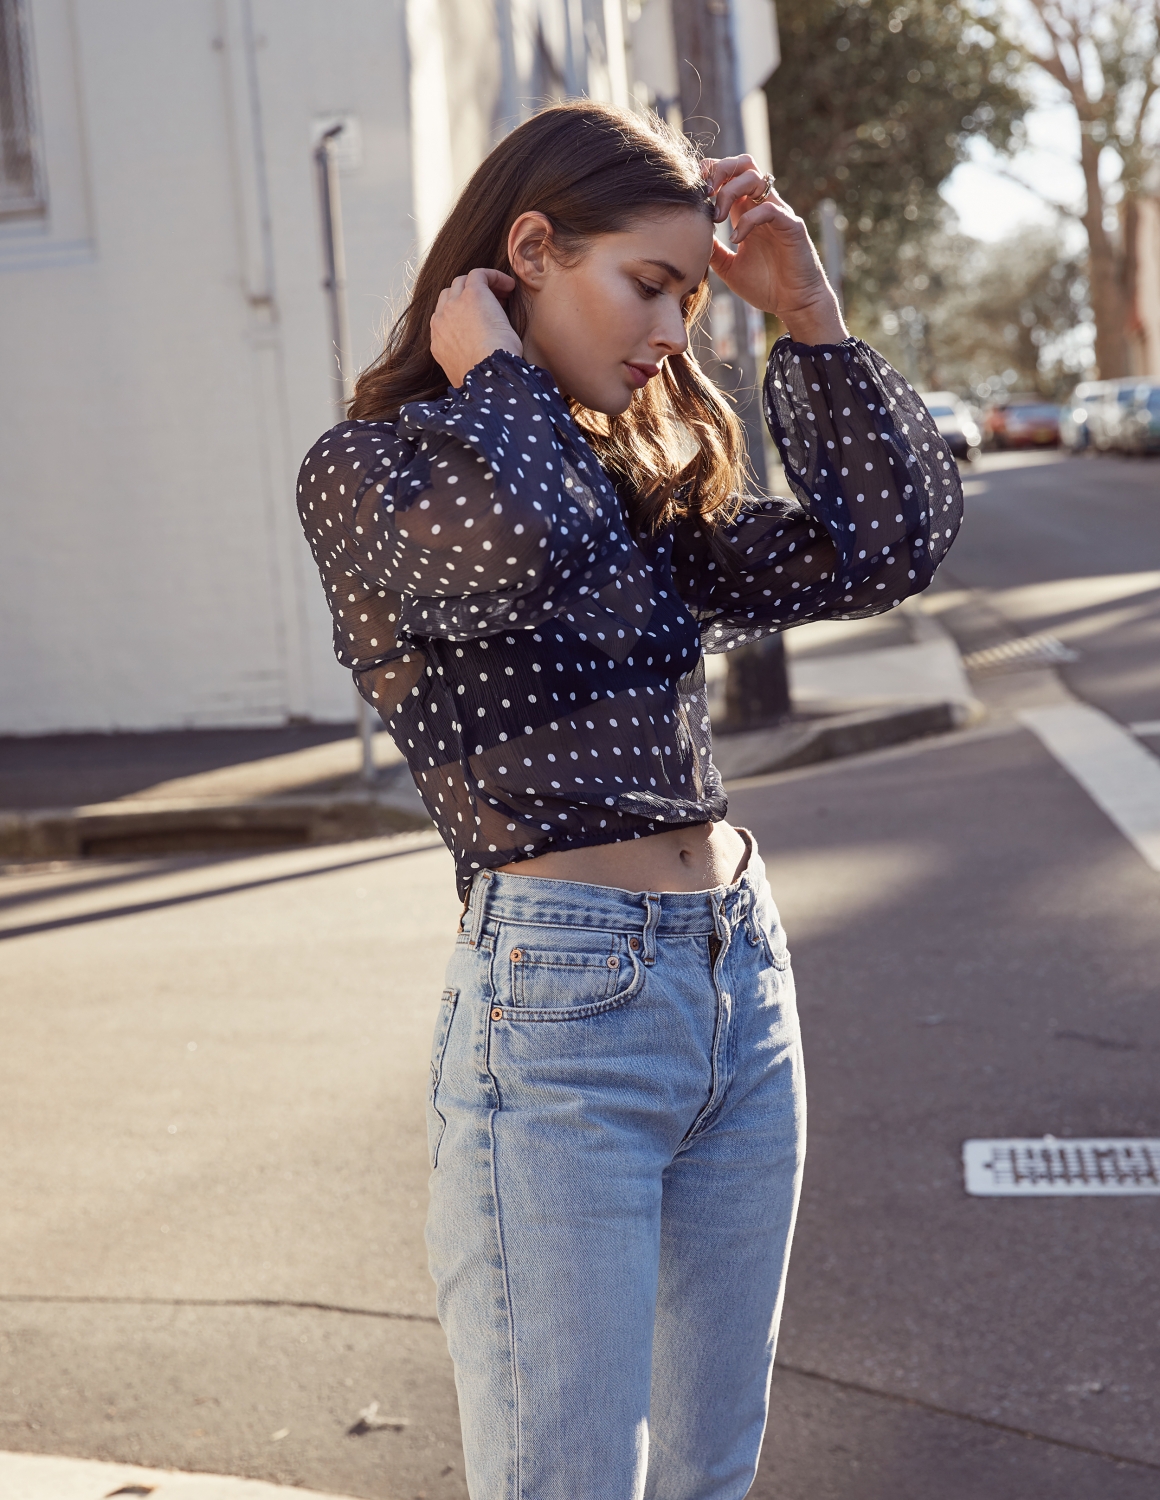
[0,0,45,218]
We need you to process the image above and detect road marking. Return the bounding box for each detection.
[964,1138,1160,1196]
[962,632,1079,673]
[0,1450,362,1499]
[1019,703,1160,873]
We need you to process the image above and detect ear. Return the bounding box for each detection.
[507,212,555,291]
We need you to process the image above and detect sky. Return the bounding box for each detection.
[940,99,1088,243]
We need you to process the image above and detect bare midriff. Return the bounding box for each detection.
[496,819,749,893]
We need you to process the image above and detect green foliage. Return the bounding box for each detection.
[765,0,1030,313]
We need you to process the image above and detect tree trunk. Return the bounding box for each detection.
[1081,135,1130,379]
[1122,193,1142,374]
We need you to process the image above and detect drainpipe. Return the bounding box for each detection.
[314,123,377,784]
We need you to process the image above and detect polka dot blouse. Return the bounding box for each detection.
[297,338,963,897]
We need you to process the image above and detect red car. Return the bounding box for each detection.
[983,395,1061,450]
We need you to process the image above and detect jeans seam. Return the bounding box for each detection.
[487,1104,522,1500]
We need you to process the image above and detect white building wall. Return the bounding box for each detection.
[1,0,416,733]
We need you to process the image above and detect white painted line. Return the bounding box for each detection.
[0,1450,363,1500]
[1130,720,1160,737]
[964,1138,1160,1196]
[1018,703,1160,872]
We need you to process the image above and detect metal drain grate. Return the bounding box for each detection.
[962,633,1080,673]
[963,1138,1160,1196]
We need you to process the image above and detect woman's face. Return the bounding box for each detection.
[510,207,715,415]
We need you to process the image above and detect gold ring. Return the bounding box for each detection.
[750,173,776,205]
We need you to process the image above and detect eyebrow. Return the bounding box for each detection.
[639,257,705,297]
[640,258,687,283]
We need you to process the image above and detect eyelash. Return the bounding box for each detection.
[636,280,662,300]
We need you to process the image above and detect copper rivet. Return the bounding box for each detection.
[510,948,522,962]
[608,955,619,967]
[629,938,640,950]
[491,1008,503,1021]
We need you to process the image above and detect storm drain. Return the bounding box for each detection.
[962,633,1080,673]
[963,1138,1160,1196]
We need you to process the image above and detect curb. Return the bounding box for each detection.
[0,787,431,862]
[713,699,981,783]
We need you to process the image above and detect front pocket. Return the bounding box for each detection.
[498,935,642,1021]
[427,989,458,1169]
[762,930,793,972]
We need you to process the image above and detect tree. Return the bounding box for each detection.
[998,1,1160,378]
[765,0,1029,320]
[865,219,1091,396]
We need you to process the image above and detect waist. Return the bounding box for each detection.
[464,831,768,939]
[497,820,748,892]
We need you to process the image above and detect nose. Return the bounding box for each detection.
[652,299,689,359]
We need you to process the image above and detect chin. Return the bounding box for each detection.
[579,383,635,418]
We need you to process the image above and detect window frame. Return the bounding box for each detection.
[0,0,48,220]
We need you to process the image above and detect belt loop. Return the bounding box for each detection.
[640,891,661,965]
[468,871,494,949]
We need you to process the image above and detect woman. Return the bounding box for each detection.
[298,102,961,1499]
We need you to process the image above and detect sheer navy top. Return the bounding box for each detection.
[297,337,963,897]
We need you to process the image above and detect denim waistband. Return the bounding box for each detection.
[462,831,769,949]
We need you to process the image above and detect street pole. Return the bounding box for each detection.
[669,0,790,728]
[315,123,379,785]
[818,197,845,313]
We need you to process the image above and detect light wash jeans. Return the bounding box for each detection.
[425,838,806,1500]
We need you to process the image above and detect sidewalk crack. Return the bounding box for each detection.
[776,1360,1160,1472]
[0,1292,439,1324]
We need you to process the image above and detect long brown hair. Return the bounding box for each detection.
[349,100,747,532]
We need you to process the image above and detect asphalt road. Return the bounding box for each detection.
[1,449,1158,1499]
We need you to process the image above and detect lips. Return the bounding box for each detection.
[625,362,660,388]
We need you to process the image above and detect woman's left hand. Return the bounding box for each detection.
[704,155,848,345]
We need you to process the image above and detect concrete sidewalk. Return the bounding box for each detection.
[0,1450,364,1500]
[1,600,978,862]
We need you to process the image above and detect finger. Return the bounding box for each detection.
[465,266,517,297]
[728,198,801,245]
[714,168,769,221]
[483,267,517,293]
[703,153,759,196]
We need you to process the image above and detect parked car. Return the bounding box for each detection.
[1060,381,1103,451]
[917,390,982,460]
[983,393,1061,449]
[1117,383,1160,455]
[1089,378,1146,452]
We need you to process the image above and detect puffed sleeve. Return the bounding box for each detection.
[671,336,963,652]
[296,350,639,647]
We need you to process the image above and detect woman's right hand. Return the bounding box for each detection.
[430,268,523,387]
